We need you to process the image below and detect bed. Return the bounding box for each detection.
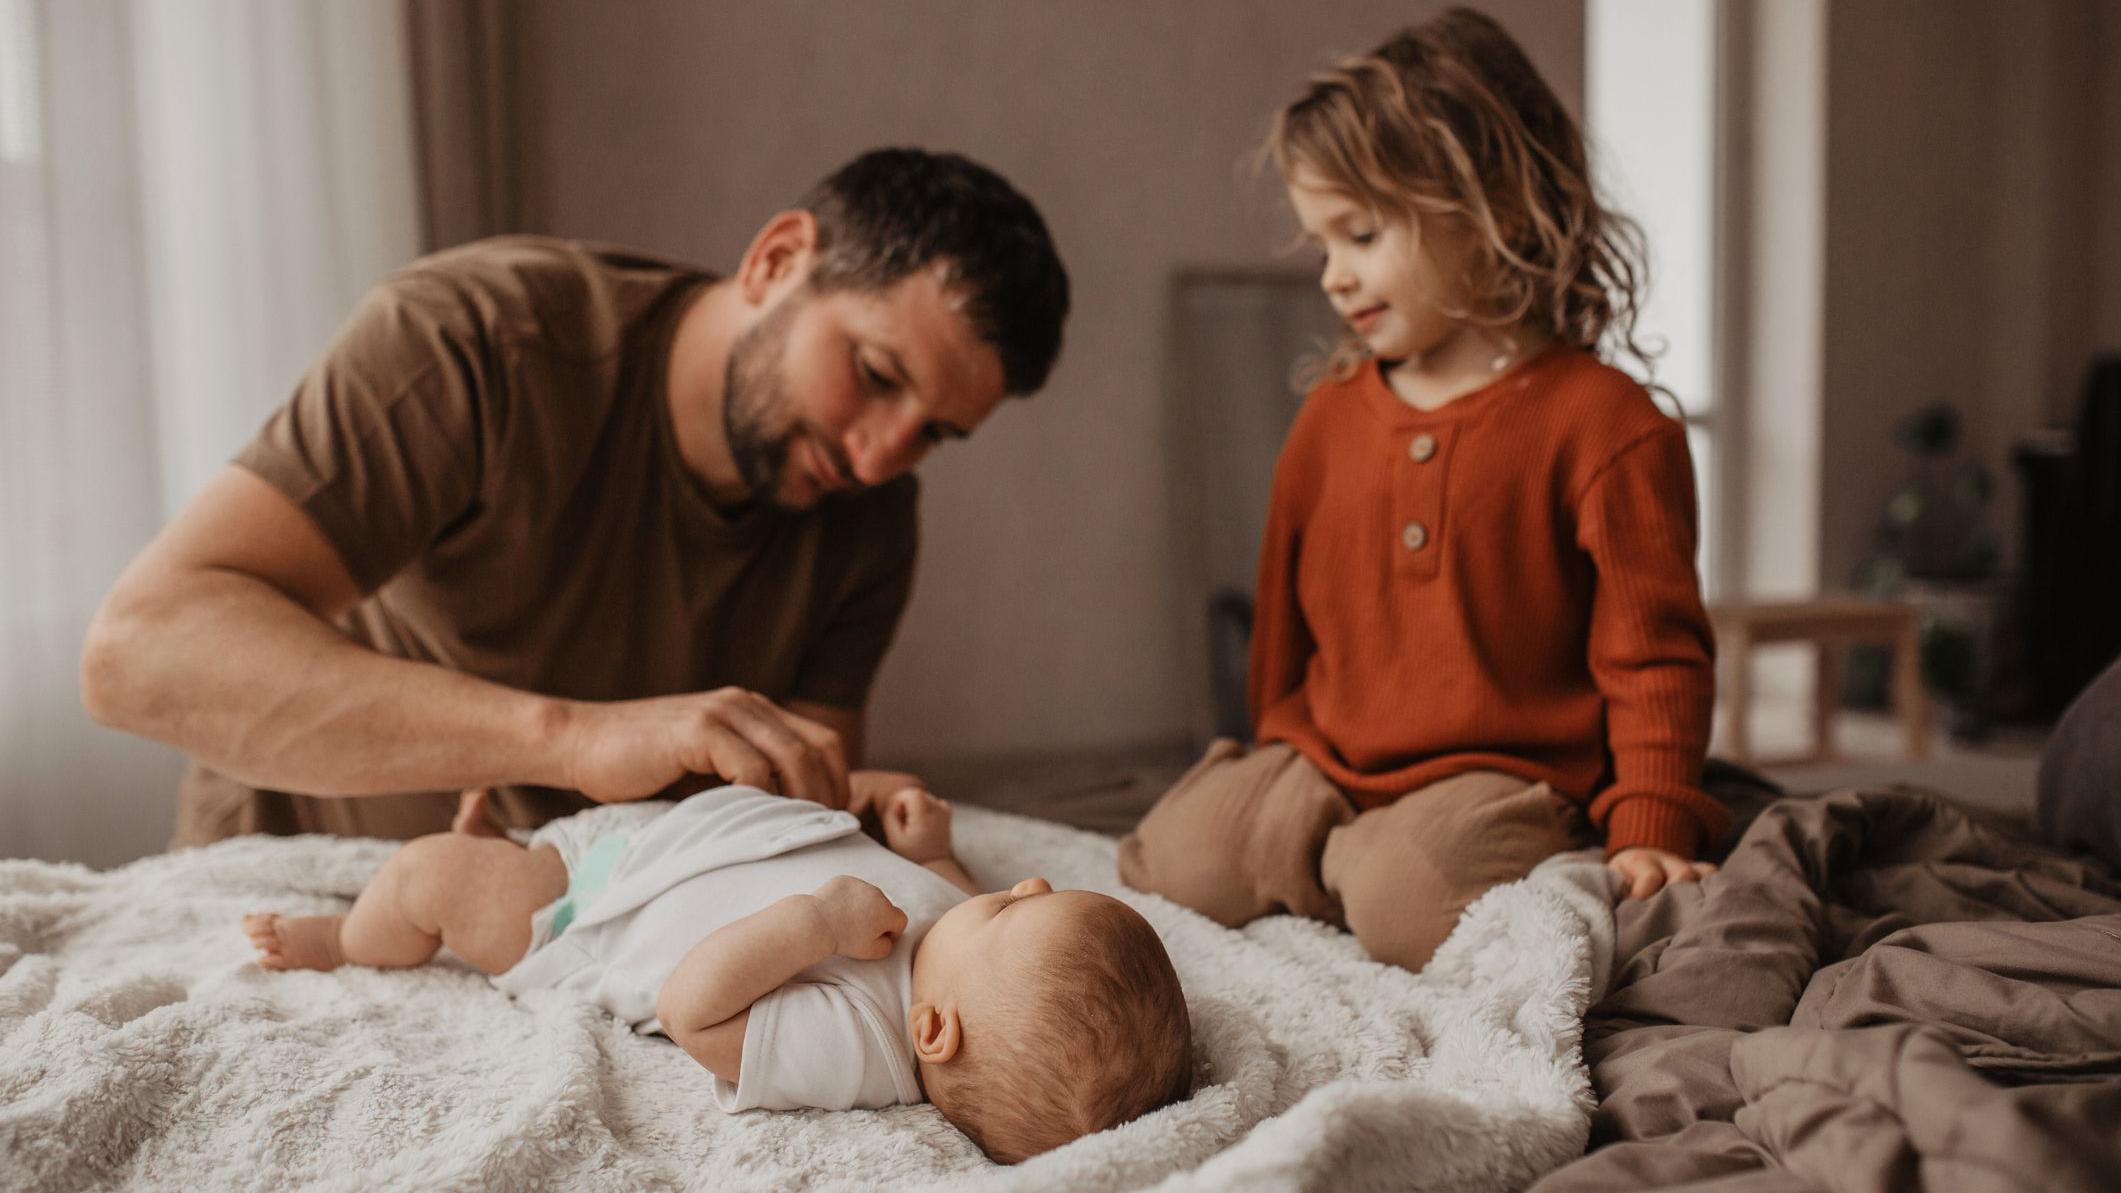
[7,781,2114,1191]
[1531,786,2121,1193]
[0,800,1617,1191]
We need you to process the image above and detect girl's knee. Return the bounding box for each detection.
[1350,910,1456,973]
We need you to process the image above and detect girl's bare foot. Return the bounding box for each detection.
[242,912,349,971]
[452,787,505,838]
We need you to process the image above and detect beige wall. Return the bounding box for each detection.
[1817,0,2121,589]
[499,1,1586,764]
[2098,4,2121,350]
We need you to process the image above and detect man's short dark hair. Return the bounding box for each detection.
[800,148,1069,396]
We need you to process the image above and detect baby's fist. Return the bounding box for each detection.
[810,875,907,960]
[881,786,954,863]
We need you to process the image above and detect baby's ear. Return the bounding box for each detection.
[908,1001,961,1065]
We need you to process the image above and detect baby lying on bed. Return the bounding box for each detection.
[242,782,1193,1164]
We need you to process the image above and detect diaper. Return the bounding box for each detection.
[543,830,629,942]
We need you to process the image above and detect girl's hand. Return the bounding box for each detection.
[808,876,907,960]
[881,786,955,864]
[1608,847,1717,900]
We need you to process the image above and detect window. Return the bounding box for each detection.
[1587,0,1723,594]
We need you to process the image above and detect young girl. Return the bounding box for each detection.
[1119,7,1727,972]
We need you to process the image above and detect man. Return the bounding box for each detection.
[80,148,1070,844]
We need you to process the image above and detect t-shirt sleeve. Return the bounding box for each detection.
[234,270,494,595]
[715,980,918,1112]
[789,478,919,709]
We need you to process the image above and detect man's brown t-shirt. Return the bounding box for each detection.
[173,236,918,845]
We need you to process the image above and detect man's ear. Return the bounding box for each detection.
[735,210,819,306]
[908,1000,961,1065]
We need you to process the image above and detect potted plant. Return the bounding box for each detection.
[1848,401,2000,738]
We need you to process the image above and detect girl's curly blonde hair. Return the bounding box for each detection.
[1266,7,1657,389]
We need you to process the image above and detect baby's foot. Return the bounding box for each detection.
[452,787,505,838]
[242,912,348,971]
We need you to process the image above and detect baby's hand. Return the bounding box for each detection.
[881,785,954,864]
[809,876,907,960]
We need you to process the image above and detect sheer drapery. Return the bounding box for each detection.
[1,0,421,864]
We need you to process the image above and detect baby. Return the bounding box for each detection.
[242,781,1193,1164]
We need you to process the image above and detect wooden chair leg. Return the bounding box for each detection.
[1893,619,1929,760]
[1724,630,1753,765]
[1813,641,1841,764]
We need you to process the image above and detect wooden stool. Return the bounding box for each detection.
[1709,597,1929,765]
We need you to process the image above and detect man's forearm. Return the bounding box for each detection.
[82,567,572,796]
[656,895,836,1037]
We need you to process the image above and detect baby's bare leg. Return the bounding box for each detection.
[245,834,567,975]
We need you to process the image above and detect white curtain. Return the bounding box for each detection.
[0,0,422,865]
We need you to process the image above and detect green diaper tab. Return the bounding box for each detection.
[548,831,629,940]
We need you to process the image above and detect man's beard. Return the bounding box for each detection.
[720,291,803,505]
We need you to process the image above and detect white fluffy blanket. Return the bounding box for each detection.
[0,804,1616,1191]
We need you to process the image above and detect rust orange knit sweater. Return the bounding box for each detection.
[1248,347,1728,858]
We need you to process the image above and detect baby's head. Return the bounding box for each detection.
[908,877,1192,1164]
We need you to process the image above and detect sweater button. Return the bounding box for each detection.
[1401,520,1429,551]
[1409,433,1437,462]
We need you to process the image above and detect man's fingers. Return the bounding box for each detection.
[691,723,777,793]
[784,710,851,804]
[719,698,840,807]
[754,700,848,809]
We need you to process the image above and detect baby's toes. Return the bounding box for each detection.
[242,914,285,952]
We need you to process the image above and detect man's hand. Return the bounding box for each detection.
[559,687,850,808]
[807,876,907,960]
[879,786,954,864]
[1608,847,1717,900]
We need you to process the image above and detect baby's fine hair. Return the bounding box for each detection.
[1266,7,1655,387]
[929,897,1192,1165]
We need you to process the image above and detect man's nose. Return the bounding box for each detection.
[846,399,929,485]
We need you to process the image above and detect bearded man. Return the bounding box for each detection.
[81,148,1070,842]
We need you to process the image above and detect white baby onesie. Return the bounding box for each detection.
[492,786,968,1111]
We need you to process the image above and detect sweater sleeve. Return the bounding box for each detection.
[1573,425,1728,858]
[1246,431,1315,736]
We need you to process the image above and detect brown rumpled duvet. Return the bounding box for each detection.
[1531,788,2121,1193]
